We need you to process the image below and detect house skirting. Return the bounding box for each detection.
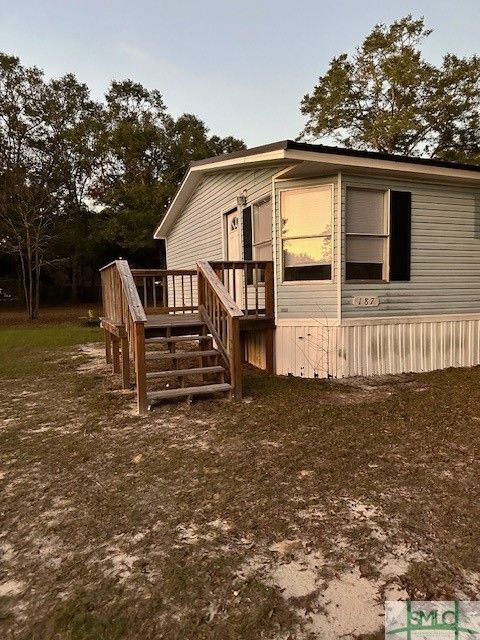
[244,331,267,370]
[274,315,480,379]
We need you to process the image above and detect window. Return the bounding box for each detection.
[253,199,273,260]
[346,188,388,280]
[281,185,332,281]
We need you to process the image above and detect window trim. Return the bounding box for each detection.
[345,187,391,283]
[279,183,334,285]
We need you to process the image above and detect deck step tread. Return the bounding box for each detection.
[148,383,231,403]
[146,366,224,379]
[145,335,210,344]
[145,349,218,360]
[145,318,205,329]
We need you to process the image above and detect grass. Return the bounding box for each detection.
[0,304,102,326]
[0,324,102,379]
[0,304,102,379]
[2,309,480,638]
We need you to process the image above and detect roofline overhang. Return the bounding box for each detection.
[154,140,480,239]
[153,148,290,238]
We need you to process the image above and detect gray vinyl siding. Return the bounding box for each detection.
[166,167,282,269]
[341,175,480,318]
[165,164,480,323]
[274,176,339,319]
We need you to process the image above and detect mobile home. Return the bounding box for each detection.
[101,140,480,411]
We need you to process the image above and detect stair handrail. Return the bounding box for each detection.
[100,259,147,413]
[197,260,244,399]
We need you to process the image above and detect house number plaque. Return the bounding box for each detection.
[352,296,379,307]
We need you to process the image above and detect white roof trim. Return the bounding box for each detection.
[154,168,201,239]
[285,149,480,181]
[154,148,480,240]
[154,150,289,239]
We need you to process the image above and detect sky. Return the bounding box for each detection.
[1,0,479,147]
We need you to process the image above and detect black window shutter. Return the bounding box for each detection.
[242,206,253,260]
[389,191,411,281]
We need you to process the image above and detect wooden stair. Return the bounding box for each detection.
[148,383,232,405]
[146,349,219,361]
[101,259,274,413]
[145,334,211,345]
[144,319,231,407]
[146,366,225,379]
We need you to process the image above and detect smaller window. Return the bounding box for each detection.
[229,216,239,232]
[346,188,388,280]
[253,199,273,261]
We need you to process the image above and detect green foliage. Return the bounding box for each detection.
[0,55,245,314]
[300,15,480,162]
[95,83,245,254]
[0,53,67,318]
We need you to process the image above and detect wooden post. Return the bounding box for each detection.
[197,268,204,310]
[230,317,242,400]
[134,322,148,414]
[105,330,112,364]
[120,334,130,389]
[264,328,275,373]
[112,337,120,373]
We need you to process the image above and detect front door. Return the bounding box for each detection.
[225,209,244,308]
[226,209,241,260]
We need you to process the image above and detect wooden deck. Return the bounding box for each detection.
[146,313,202,329]
[100,259,276,413]
[145,312,275,331]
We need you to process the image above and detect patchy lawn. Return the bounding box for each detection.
[0,304,102,327]
[2,315,480,639]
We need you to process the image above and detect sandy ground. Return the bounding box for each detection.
[2,337,480,639]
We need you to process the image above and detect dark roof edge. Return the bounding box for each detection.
[286,140,480,173]
[190,139,480,173]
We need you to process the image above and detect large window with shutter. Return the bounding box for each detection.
[281,185,333,281]
[346,188,388,280]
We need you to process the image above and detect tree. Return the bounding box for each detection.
[299,16,480,162]
[94,81,245,257]
[162,113,245,191]
[91,80,172,255]
[0,55,103,317]
[0,57,245,317]
[0,54,64,319]
[45,74,103,300]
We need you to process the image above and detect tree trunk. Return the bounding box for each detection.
[31,244,40,320]
[26,265,34,320]
[33,264,40,320]
[18,252,30,316]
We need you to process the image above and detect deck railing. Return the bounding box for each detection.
[197,261,244,399]
[100,259,275,411]
[131,268,197,315]
[209,260,274,318]
[100,260,148,413]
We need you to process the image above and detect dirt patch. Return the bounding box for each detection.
[0,580,24,597]
[76,342,110,374]
[311,567,382,638]
[271,558,319,599]
[2,324,480,638]
[330,373,422,405]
